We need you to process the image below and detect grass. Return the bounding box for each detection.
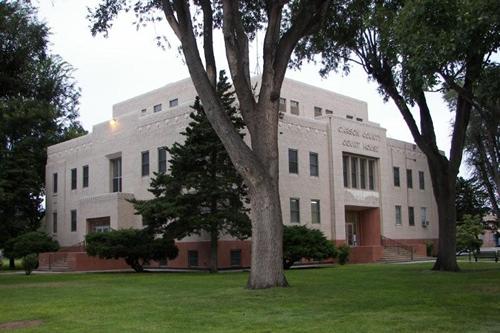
[0,258,22,271]
[0,263,499,332]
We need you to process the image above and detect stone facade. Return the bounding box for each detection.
[43,77,438,269]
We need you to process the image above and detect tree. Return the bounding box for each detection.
[282,226,336,269]
[4,231,59,259]
[455,177,489,223]
[89,0,335,288]
[456,214,483,257]
[462,65,500,218]
[85,229,179,272]
[133,72,251,273]
[4,231,59,275]
[298,0,500,271]
[0,1,86,268]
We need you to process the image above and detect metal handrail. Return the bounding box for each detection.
[381,236,414,261]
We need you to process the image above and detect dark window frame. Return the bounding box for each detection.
[288,149,298,174]
[419,171,425,190]
[290,198,300,223]
[83,165,89,188]
[71,168,77,190]
[393,167,400,187]
[311,199,320,224]
[153,104,162,113]
[230,250,242,267]
[53,173,58,194]
[406,169,413,189]
[141,151,150,177]
[169,98,178,108]
[408,206,415,226]
[70,209,77,232]
[111,157,122,192]
[158,147,167,173]
[188,250,199,267]
[309,152,319,177]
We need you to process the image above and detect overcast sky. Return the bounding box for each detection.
[37,1,464,174]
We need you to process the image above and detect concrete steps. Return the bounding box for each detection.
[379,246,433,263]
[38,254,74,272]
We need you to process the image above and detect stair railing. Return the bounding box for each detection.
[381,236,414,261]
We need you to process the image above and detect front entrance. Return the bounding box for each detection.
[345,211,360,246]
[87,217,111,233]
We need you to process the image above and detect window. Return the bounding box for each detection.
[141,108,146,114]
[53,173,58,194]
[279,98,286,112]
[344,154,377,190]
[368,160,375,190]
[111,158,122,192]
[421,207,428,226]
[290,198,300,223]
[169,98,178,108]
[153,104,162,113]
[351,157,358,189]
[230,250,242,267]
[288,149,298,174]
[356,117,363,122]
[311,200,320,224]
[309,152,319,177]
[360,159,367,189]
[343,156,349,187]
[346,115,354,119]
[325,109,333,115]
[314,106,322,117]
[158,147,167,173]
[71,168,77,190]
[393,167,400,187]
[71,210,77,232]
[419,171,425,190]
[290,100,299,115]
[83,165,89,188]
[53,212,57,233]
[406,169,413,189]
[408,207,415,226]
[141,151,150,176]
[395,206,402,225]
[188,250,199,267]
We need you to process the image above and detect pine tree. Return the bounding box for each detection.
[133,71,250,273]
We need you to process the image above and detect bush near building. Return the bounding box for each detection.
[283,225,337,269]
[4,231,59,275]
[85,229,178,272]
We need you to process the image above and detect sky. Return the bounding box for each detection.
[36,1,463,174]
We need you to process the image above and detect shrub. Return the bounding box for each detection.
[337,244,350,265]
[456,214,483,255]
[22,254,38,275]
[425,241,434,257]
[4,232,59,259]
[85,229,178,272]
[283,225,336,269]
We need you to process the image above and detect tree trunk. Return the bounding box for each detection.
[209,230,218,273]
[247,181,289,289]
[9,257,15,270]
[429,160,460,271]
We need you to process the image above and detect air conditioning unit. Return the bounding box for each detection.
[422,220,430,227]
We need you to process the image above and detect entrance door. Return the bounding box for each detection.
[345,211,359,246]
[87,217,111,233]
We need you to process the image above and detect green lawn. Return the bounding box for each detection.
[0,258,21,271]
[0,263,499,332]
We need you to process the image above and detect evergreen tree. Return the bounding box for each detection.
[0,2,86,268]
[133,71,251,273]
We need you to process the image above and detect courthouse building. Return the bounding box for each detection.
[41,77,438,270]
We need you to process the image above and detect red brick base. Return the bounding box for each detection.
[38,238,437,271]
